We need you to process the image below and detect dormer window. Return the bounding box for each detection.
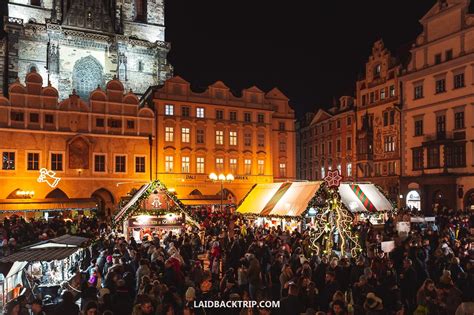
[135,0,147,22]
[374,64,381,77]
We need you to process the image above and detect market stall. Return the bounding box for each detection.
[113,180,201,240]
[237,171,394,257]
[0,235,90,305]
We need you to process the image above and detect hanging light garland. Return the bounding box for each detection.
[310,170,362,257]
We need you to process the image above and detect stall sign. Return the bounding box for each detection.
[129,214,184,228]
[142,192,174,211]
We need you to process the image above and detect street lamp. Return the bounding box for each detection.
[209,172,234,212]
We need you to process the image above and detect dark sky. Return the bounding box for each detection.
[165,0,470,119]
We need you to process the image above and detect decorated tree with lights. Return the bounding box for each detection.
[309,170,362,257]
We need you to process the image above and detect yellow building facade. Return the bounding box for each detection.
[151,77,296,202]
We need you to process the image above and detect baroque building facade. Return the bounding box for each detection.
[400,0,474,212]
[151,76,296,202]
[297,96,356,182]
[0,70,155,217]
[355,40,402,201]
[0,0,172,100]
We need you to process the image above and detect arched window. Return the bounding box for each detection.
[135,0,147,22]
[73,56,103,100]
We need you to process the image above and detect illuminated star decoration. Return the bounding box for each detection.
[324,169,342,188]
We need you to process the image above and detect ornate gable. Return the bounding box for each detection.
[310,109,332,126]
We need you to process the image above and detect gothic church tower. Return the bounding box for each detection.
[0,0,172,100]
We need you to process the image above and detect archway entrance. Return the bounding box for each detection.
[406,190,421,211]
[46,188,68,199]
[91,188,115,218]
[433,189,447,208]
[464,189,474,211]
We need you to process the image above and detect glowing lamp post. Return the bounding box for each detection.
[209,173,234,212]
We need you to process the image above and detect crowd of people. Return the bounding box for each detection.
[1,205,473,315]
[0,215,101,256]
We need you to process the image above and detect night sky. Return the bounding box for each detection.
[165,1,473,119]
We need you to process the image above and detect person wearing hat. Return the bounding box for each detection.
[363,292,384,314]
[30,298,46,315]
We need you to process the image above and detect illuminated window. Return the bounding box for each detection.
[346,163,352,177]
[257,160,264,175]
[230,158,237,174]
[216,130,224,145]
[165,104,174,116]
[94,154,106,172]
[51,153,63,171]
[384,136,395,152]
[279,163,286,177]
[337,164,342,174]
[321,166,325,179]
[380,88,386,100]
[135,156,145,173]
[114,155,126,173]
[165,156,174,172]
[27,153,40,171]
[244,159,252,175]
[216,158,224,173]
[196,157,205,174]
[181,127,190,143]
[2,152,15,170]
[181,156,190,173]
[229,131,237,146]
[165,127,174,142]
[196,107,205,118]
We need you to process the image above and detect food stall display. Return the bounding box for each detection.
[0,235,89,305]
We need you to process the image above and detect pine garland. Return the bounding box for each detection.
[112,180,201,228]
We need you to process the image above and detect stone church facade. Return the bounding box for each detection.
[0,0,172,100]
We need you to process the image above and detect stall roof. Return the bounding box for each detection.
[114,183,151,223]
[237,183,284,215]
[0,247,80,263]
[26,235,90,249]
[0,198,98,212]
[267,182,322,217]
[339,183,393,212]
[237,181,393,217]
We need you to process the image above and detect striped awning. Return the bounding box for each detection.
[237,181,392,217]
[339,183,393,212]
[237,183,284,215]
[0,198,98,212]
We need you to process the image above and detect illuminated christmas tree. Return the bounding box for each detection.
[309,170,362,257]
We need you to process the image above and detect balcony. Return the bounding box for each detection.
[423,131,465,144]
